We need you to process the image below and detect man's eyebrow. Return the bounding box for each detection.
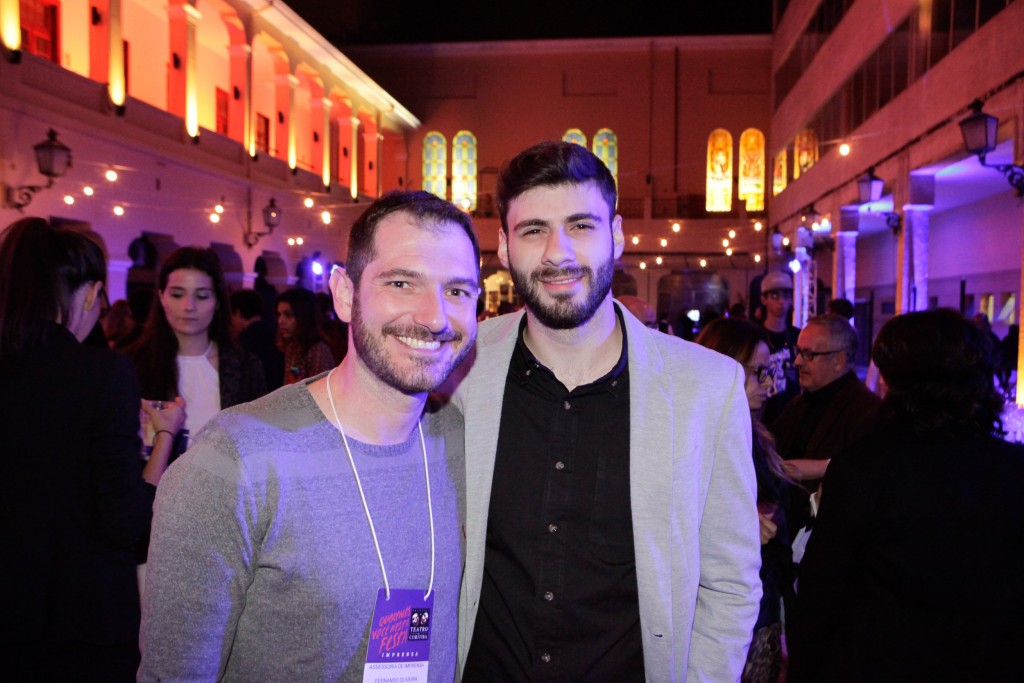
[446,276,481,291]
[565,212,604,224]
[511,217,550,232]
[376,268,423,280]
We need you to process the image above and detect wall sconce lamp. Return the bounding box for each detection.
[856,167,901,232]
[244,197,281,248]
[4,129,73,212]
[959,99,1024,197]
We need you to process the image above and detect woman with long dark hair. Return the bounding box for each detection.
[276,287,334,384]
[0,217,183,680]
[127,247,266,451]
[697,317,797,683]
[789,308,1024,681]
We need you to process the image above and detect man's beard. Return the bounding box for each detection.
[350,296,472,394]
[510,255,615,330]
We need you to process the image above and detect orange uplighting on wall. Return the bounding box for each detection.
[738,128,765,211]
[793,129,819,180]
[706,129,733,212]
[772,151,787,196]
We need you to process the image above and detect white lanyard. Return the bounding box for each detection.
[325,368,435,600]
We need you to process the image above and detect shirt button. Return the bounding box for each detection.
[544,591,554,601]
[564,400,571,410]
[548,523,558,533]
[541,653,551,663]
[555,461,565,471]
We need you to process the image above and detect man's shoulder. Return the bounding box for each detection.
[636,327,739,377]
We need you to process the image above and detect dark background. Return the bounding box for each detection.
[286,0,774,47]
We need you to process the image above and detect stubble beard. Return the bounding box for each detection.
[510,254,615,330]
[350,294,472,394]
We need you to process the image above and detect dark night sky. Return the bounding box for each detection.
[286,0,774,47]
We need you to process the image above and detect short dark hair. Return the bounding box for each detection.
[0,217,106,360]
[873,308,1004,436]
[828,298,855,319]
[497,141,617,234]
[231,289,264,320]
[346,190,480,288]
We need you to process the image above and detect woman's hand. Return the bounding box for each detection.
[141,397,187,437]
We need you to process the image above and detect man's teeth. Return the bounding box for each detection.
[397,336,441,350]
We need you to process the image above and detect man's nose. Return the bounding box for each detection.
[542,228,574,266]
[412,289,449,333]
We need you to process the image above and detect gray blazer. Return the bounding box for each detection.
[453,302,762,682]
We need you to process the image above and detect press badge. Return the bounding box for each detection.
[363,588,433,683]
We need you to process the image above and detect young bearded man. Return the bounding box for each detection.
[451,142,761,681]
[139,191,481,682]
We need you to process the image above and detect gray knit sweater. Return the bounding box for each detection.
[138,379,465,682]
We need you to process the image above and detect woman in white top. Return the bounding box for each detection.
[127,247,266,456]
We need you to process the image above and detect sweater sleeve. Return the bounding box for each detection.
[138,432,259,682]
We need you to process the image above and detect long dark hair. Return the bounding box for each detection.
[276,287,325,353]
[0,217,105,362]
[695,317,792,483]
[127,247,232,400]
[873,308,1005,437]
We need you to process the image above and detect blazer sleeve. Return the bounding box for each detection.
[687,362,762,682]
[87,353,154,548]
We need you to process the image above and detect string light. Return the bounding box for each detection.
[639,261,647,270]
[754,254,762,263]
[726,247,733,256]
[113,206,125,216]
[288,238,296,246]
[839,143,851,156]
[699,258,707,268]
[63,195,74,205]
[754,221,762,232]
[671,223,681,233]
[321,211,331,224]
[722,238,730,247]
[655,256,663,265]
[214,204,224,214]
[782,236,791,247]
[631,236,640,245]
[728,229,736,239]
[659,238,668,247]
[304,197,314,208]
[105,169,118,182]
[83,186,94,196]
[209,213,220,223]
[296,237,304,246]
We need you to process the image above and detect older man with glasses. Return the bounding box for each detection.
[769,314,881,526]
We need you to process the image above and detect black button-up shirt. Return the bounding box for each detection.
[463,313,643,682]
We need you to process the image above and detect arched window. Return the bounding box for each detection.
[422,132,447,200]
[451,130,477,211]
[563,129,587,148]
[772,151,788,196]
[706,129,733,213]
[738,128,765,211]
[793,129,818,179]
[592,129,618,187]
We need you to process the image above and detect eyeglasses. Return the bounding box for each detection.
[745,364,776,384]
[795,346,844,361]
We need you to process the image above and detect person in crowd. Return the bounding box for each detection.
[697,318,797,683]
[230,288,284,392]
[1000,323,1018,392]
[616,294,657,329]
[316,289,349,364]
[758,270,801,422]
[138,191,480,681]
[116,287,154,349]
[453,141,760,681]
[827,297,854,321]
[126,247,266,454]
[771,314,881,496]
[253,257,279,326]
[788,308,1024,682]
[276,287,335,384]
[0,218,183,682]
[103,298,137,349]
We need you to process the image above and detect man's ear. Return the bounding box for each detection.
[330,267,356,323]
[611,214,625,260]
[497,229,510,269]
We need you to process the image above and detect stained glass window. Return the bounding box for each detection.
[738,129,765,212]
[706,129,733,213]
[592,129,618,187]
[452,131,477,212]
[563,129,587,148]
[422,132,447,200]
[772,151,787,196]
[793,129,819,180]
